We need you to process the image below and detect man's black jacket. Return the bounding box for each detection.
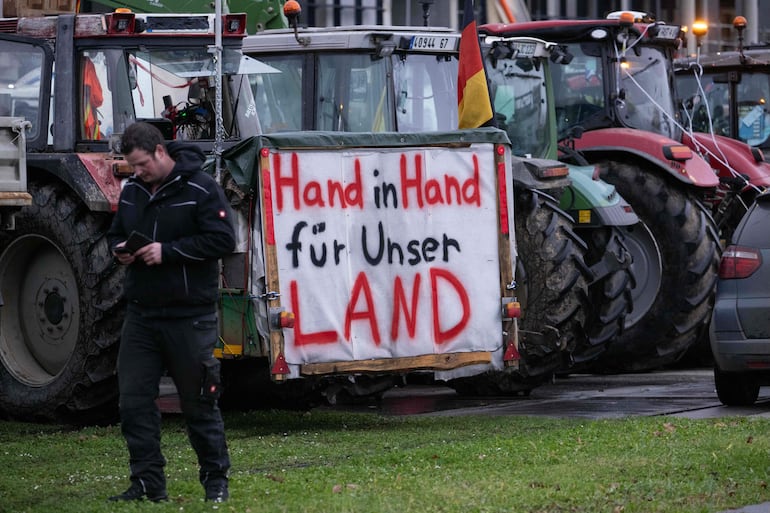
[107,142,236,315]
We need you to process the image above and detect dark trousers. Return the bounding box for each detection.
[117,308,230,492]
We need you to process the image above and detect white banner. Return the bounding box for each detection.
[264,143,507,365]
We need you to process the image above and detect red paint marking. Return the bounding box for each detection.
[430,268,471,344]
[273,152,300,211]
[400,153,423,208]
[400,152,481,208]
[290,280,338,346]
[391,274,421,340]
[344,272,381,345]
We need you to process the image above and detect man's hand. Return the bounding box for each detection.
[133,241,163,266]
[113,243,135,265]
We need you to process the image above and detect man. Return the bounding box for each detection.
[107,121,236,503]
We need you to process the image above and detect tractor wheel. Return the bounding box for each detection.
[674,187,757,369]
[0,182,123,423]
[571,225,633,366]
[615,220,661,332]
[448,189,589,394]
[592,162,719,372]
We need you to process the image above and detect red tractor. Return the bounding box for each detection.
[0,10,258,421]
[675,16,770,238]
[479,13,731,371]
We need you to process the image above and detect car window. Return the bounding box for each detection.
[735,197,770,248]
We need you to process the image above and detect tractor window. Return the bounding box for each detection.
[617,46,678,139]
[110,50,138,137]
[678,72,730,137]
[129,49,211,140]
[736,73,770,147]
[551,45,605,136]
[391,53,457,131]
[0,41,45,140]
[123,47,253,140]
[316,53,392,132]
[487,52,550,158]
[80,51,113,140]
[248,54,303,132]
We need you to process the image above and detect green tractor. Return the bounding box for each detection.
[479,35,640,371]
[77,0,288,33]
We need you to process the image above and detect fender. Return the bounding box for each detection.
[684,132,770,188]
[510,156,571,192]
[26,152,123,212]
[570,127,719,188]
[561,164,639,228]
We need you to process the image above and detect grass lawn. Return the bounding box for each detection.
[1,409,769,512]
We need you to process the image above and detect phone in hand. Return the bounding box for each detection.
[125,231,153,253]
[114,231,153,256]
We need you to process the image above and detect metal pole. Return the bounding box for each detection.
[683,0,696,56]
[421,0,433,26]
[546,0,558,19]
[213,0,224,183]
[746,0,759,44]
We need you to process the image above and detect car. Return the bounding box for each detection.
[710,190,770,405]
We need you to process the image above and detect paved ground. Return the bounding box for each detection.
[315,368,770,419]
[719,504,770,513]
[159,368,770,419]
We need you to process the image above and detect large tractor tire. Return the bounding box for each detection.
[592,163,719,372]
[0,182,123,424]
[672,186,758,369]
[448,189,590,395]
[571,225,633,366]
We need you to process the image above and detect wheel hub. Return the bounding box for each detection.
[35,279,74,340]
[0,234,80,386]
[619,221,662,329]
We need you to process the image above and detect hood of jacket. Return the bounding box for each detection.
[167,141,206,177]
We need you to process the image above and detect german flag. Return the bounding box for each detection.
[457,0,493,129]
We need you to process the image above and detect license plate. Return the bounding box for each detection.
[510,42,537,57]
[654,25,681,40]
[408,35,458,52]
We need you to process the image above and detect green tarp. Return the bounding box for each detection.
[218,128,511,192]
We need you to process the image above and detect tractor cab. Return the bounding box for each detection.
[675,16,770,157]
[494,14,684,141]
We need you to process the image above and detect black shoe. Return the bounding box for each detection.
[205,482,229,503]
[109,481,168,502]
